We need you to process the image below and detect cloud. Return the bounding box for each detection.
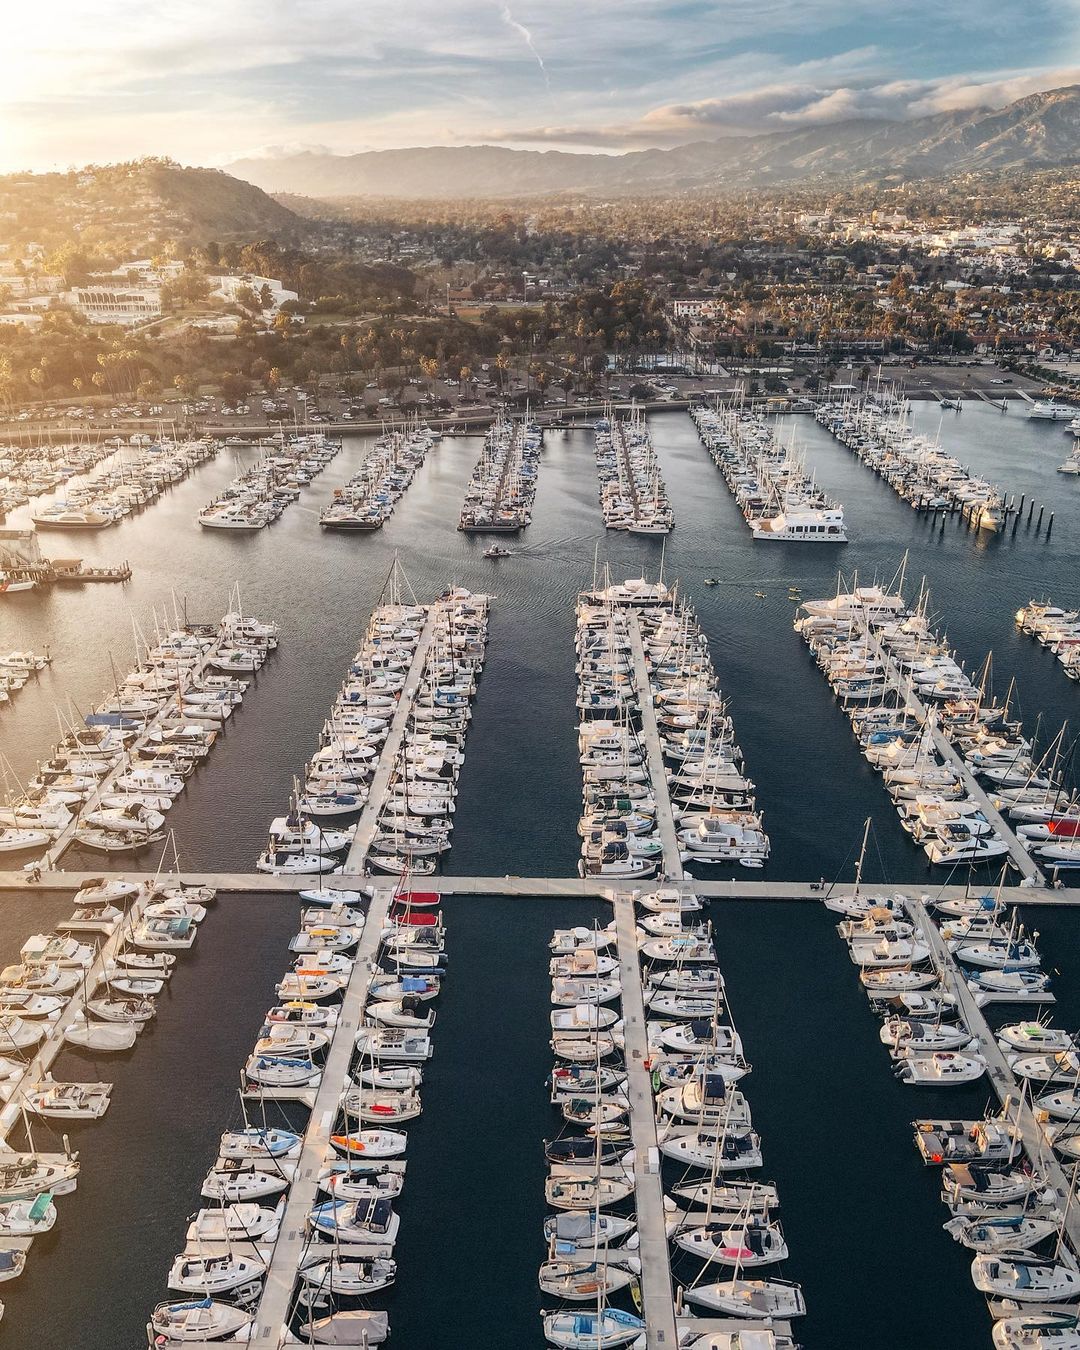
[487,65,1080,149]
[499,5,551,93]
[1,0,1078,168]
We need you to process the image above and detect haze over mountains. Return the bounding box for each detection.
[226,85,1080,199]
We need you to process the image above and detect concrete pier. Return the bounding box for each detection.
[343,607,438,872]
[626,615,683,878]
[3,872,1076,904]
[613,891,678,1348]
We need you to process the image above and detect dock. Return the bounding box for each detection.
[907,896,1078,1239]
[40,624,246,869]
[342,606,438,872]
[613,892,678,1348]
[626,615,682,877]
[3,872,1076,904]
[861,623,1046,885]
[249,883,393,1343]
[0,889,152,1139]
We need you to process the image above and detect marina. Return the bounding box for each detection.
[29,437,221,532]
[817,393,1012,532]
[458,416,542,532]
[691,404,847,542]
[795,573,1067,879]
[0,598,275,868]
[0,405,1079,1349]
[595,412,674,535]
[320,424,435,530]
[198,435,340,529]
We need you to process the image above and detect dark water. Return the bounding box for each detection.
[1,404,1079,1347]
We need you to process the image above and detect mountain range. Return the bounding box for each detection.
[226,85,1080,199]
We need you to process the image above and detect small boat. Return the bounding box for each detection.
[945,1213,1059,1253]
[0,1194,57,1237]
[63,1016,138,1052]
[542,1308,646,1348]
[298,1310,390,1345]
[538,1258,637,1301]
[24,1077,111,1119]
[992,1316,1080,1348]
[482,545,513,559]
[896,1051,986,1085]
[299,1253,397,1296]
[149,1299,254,1343]
[972,1255,1080,1303]
[683,1278,807,1319]
[186,1201,283,1243]
[167,1252,267,1294]
[328,1129,407,1158]
[307,1196,400,1246]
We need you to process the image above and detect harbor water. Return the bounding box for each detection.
[1,401,1079,1347]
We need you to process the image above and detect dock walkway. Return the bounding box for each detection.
[862,624,1045,885]
[626,616,682,878]
[614,892,677,1348]
[343,608,438,872]
[0,889,151,1139]
[908,897,1077,1242]
[251,883,392,1344]
[3,873,1076,903]
[42,628,237,869]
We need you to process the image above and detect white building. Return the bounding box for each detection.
[211,274,298,310]
[68,286,162,324]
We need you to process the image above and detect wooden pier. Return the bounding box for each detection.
[627,614,683,878]
[613,892,678,1348]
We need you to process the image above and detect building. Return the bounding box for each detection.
[68,286,162,324]
[210,274,298,310]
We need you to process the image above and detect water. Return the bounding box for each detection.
[1,403,1079,1347]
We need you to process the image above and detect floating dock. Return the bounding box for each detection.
[342,606,439,872]
[626,615,683,877]
[613,891,678,1347]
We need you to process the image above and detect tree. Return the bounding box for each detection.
[174,373,198,399]
[220,372,250,402]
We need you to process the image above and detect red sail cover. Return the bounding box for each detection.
[1048,818,1080,837]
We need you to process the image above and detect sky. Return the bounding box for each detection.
[1,0,1080,170]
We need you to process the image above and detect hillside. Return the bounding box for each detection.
[226,85,1080,198]
[0,159,304,253]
